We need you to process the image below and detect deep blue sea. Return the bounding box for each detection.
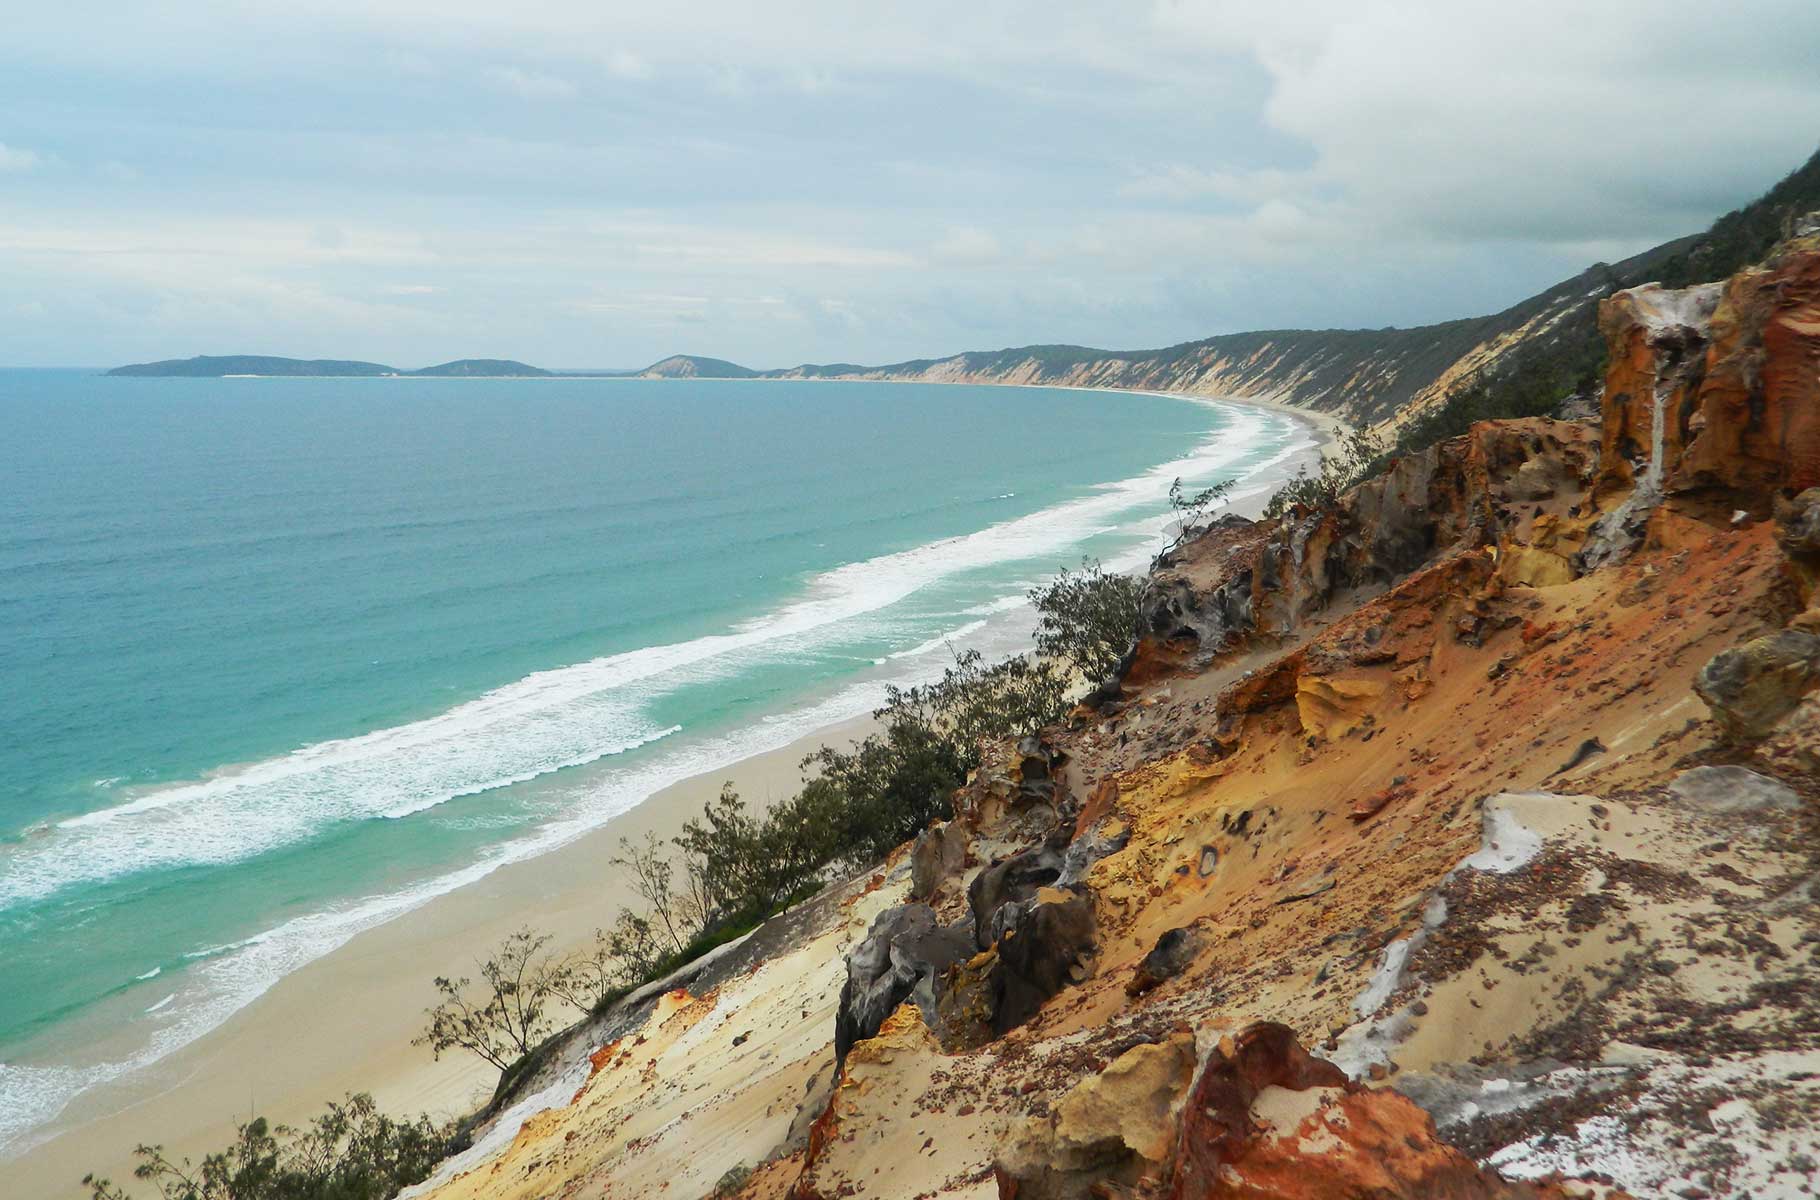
[0,370,1308,1155]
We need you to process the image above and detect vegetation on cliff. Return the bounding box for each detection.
[82,1096,459,1200]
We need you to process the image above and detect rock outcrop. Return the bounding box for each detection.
[1694,628,1820,742]
[835,903,974,1064]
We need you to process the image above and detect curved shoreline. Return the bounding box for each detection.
[2,386,1329,1197]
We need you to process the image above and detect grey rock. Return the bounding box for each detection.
[1774,487,1820,556]
[834,903,973,1064]
[969,830,1069,950]
[1126,926,1204,996]
[991,887,1096,1034]
[910,820,967,901]
[1668,765,1800,813]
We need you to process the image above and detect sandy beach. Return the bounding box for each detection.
[7,391,1334,1199]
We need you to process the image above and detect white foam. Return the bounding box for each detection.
[962,593,1032,617]
[0,669,905,1157]
[887,619,987,661]
[0,402,1288,913]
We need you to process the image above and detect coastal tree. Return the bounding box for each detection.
[414,927,574,1074]
[601,907,667,984]
[1029,559,1146,684]
[675,783,833,924]
[610,831,703,957]
[1159,476,1235,559]
[548,927,635,1012]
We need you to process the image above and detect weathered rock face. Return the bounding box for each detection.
[911,820,968,902]
[954,736,1068,833]
[1587,235,1820,504]
[1163,1026,1579,1200]
[834,904,973,1064]
[1694,628,1820,741]
[1594,281,1724,497]
[1675,234,1820,495]
[1139,420,1595,673]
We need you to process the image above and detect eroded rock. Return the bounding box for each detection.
[1126,927,1204,997]
[911,819,968,902]
[997,1030,1197,1198]
[1165,1024,1578,1200]
[970,831,1070,950]
[834,903,972,1064]
[1694,628,1820,741]
[991,886,1096,1034]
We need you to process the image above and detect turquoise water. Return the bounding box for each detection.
[0,371,1307,1153]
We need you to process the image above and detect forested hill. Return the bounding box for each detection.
[106,356,552,378]
[648,145,1820,430]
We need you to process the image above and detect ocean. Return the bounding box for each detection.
[0,370,1309,1157]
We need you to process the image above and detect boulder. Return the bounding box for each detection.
[910,820,967,901]
[991,886,1096,1035]
[833,903,973,1065]
[969,830,1069,950]
[1126,927,1205,997]
[996,1031,1197,1198]
[1668,765,1800,813]
[1694,629,1820,742]
[1164,1023,1576,1200]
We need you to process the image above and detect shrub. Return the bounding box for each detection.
[1262,428,1386,518]
[83,1094,456,1200]
[1160,476,1234,558]
[1029,559,1145,684]
[414,927,580,1073]
[675,783,833,925]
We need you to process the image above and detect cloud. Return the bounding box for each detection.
[931,227,1002,264]
[1153,0,1820,243]
[484,65,578,100]
[1118,164,1305,206]
[3,1,1818,368]
[604,50,650,80]
[0,143,41,172]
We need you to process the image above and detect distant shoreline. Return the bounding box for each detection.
[92,368,1352,451]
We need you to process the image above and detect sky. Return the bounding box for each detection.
[3,1,1819,370]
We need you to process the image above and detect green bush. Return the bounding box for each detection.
[1263,428,1387,518]
[84,1094,457,1200]
[1028,559,1145,684]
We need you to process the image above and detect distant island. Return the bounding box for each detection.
[107,355,555,378]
